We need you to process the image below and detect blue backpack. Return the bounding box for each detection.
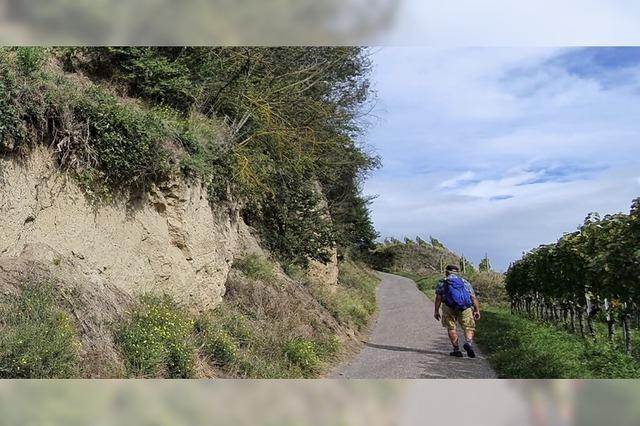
[443,276,473,310]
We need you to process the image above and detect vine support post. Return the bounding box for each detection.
[569,305,576,334]
[586,307,595,338]
[577,307,585,338]
[604,298,615,341]
[585,296,595,338]
[622,303,632,355]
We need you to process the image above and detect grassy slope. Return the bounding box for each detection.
[0,255,379,378]
[397,271,640,378]
[476,307,640,378]
[212,257,380,379]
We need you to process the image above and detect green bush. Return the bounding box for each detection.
[315,335,342,359]
[232,255,276,283]
[233,353,292,379]
[248,181,336,267]
[315,261,378,331]
[283,262,305,280]
[283,337,321,376]
[317,286,375,331]
[0,61,25,150]
[0,283,80,378]
[195,305,261,371]
[335,294,373,330]
[195,303,337,378]
[66,48,196,112]
[194,302,343,379]
[0,51,174,191]
[464,270,508,306]
[69,87,172,188]
[203,329,239,366]
[15,47,47,75]
[115,295,195,378]
[195,310,254,367]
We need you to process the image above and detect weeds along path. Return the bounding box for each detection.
[331,273,496,379]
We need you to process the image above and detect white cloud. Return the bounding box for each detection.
[439,171,476,189]
[365,47,640,270]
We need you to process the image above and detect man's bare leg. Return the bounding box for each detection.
[464,329,474,342]
[448,329,459,349]
[463,329,476,358]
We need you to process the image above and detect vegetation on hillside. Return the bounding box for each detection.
[0,47,383,378]
[368,237,507,304]
[192,257,377,378]
[0,258,378,378]
[0,46,379,266]
[115,295,196,378]
[366,237,474,275]
[0,281,79,378]
[313,260,379,332]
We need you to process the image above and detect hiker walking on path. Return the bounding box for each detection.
[433,265,481,358]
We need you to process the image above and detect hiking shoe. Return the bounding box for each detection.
[449,350,463,357]
[463,342,476,358]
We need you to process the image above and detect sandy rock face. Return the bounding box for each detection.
[0,147,242,310]
[306,249,339,290]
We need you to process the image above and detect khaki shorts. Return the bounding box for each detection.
[441,305,475,332]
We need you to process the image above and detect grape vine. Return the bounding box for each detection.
[506,198,640,353]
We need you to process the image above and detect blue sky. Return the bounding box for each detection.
[364,47,640,271]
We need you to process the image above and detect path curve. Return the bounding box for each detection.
[331,272,496,379]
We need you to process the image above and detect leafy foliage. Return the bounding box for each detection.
[232,255,276,283]
[479,254,492,272]
[15,47,48,75]
[366,236,463,275]
[283,337,321,375]
[1,51,174,190]
[115,295,196,378]
[194,305,253,368]
[0,282,80,378]
[195,301,343,378]
[314,260,378,331]
[245,182,336,267]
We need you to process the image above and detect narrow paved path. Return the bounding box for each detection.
[331,272,496,379]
